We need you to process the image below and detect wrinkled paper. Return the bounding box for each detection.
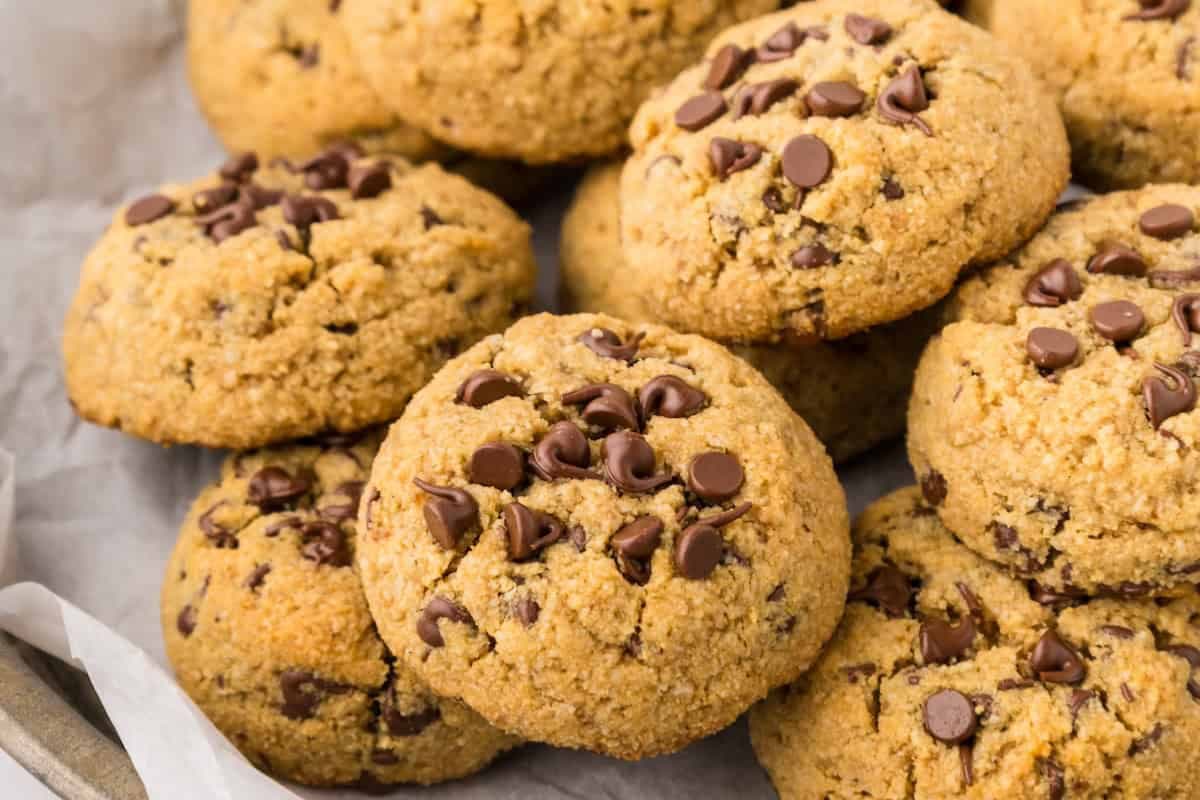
[0,1,913,797]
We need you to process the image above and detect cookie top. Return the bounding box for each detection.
[963,0,1200,190]
[187,0,446,162]
[909,186,1200,595]
[161,432,519,788]
[338,0,779,164]
[562,161,937,463]
[357,313,851,758]
[751,487,1200,800]
[621,0,1068,343]
[63,148,535,449]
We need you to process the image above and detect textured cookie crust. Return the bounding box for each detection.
[963,0,1200,191]
[910,186,1200,595]
[751,487,1200,800]
[63,152,535,449]
[338,0,780,164]
[561,161,937,462]
[358,313,850,758]
[161,433,519,788]
[188,0,445,162]
[622,0,1068,343]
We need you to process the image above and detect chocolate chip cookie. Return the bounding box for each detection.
[188,0,446,163]
[561,161,939,463]
[910,185,1200,595]
[338,0,780,164]
[963,0,1200,190]
[161,431,519,788]
[621,0,1069,343]
[751,487,1200,800]
[63,148,536,449]
[356,313,851,758]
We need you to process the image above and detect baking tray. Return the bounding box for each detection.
[0,633,145,799]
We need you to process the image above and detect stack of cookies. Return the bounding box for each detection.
[59,0,1200,796]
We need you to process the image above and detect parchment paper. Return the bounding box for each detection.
[0,1,913,797]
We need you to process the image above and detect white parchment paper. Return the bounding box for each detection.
[0,1,914,797]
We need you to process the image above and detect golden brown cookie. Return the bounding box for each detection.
[561,161,938,462]
[338,0,780,164]
[161,432,520,788]
[63,148,535,449]
[963,0,1200,190]
[910,186,1200,595]
[357,313,851,758]
[622,0,1069,343]
[751,487,1200,800]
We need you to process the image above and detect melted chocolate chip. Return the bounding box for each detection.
[602,432,672,494]
[412,478,478,549]
[611,516,663,585]
[1144,362,1197,428]
[1024,259,1083,307]
[709,138,763,181]
[1125,0,1191,21]
[244,563,271,591]
[845,13,892,45]
[732,79,799,119]
[562,383,640,432]
[514,596,540,626]
[503,502,565,561]
[578,327,642,361]
[248,467,310,511]
[848,565,912,617]
[281,194,339,228]
[1165,644,1200,698]
[382,701,440,736]
[1172,295,1200,345]
[456,369,524,408]
[1030,630,1086,684]
[347,162,391,200]
[468,442,526,490]
[176,605,197,636]
[416,596,473,648]
[1087,242,1147,276]
[219,151,259,181]
[758,22,804,61]
[638,375,707,420]
[531,422,598,481]
[920,617,976,664]
[300,521,350,566]
[921,471,948,506]
[877,66,932,135]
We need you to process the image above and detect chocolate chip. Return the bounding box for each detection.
[244,564,271,591]
[468,442,525,490]
[177,605,197,636]
[514,596,540,626]
[370,750,397,766]
[921,471,948,506]
[416,596,473,648]
[920,617,976,664]
[199,502,236,548]
[993,523,1019,550]
[1172,294,1200,345]
[1140,203,1194,239]
[578,327,642,361]
[611,516,663,585]
[758,22,803,61]
[806,81,866,117]
[562,383,640,432]
[1165,644,1200,698]
[877,66,932,135]
[959,742,975,786]
[843,663,876,683]
[531,422,598,481]
[705,44,753,90]
[848,565,912,617]
[300,521,350,566]
[193,183,238,214]
[763,186,788,212]
[1042,759,1066,800]
[201,200,257,243]
[709,138,763,181]
[781,135,833,189]
[568,525,587,552]
[263,515,302,537]
[298,149,351,190]
[1024,259,1083,307]
[675,92,728,131]
[1125,0,1190,21]
[687,452,744,503]
[1129,723,1167,755]
[281,194,339,229]
[923,689,976,745]
[1150,265,1200,288]
[1029,580,1087,608]
[1087,242,1147,276]
[882,177,905,200]
[125,194,175,226]
[248,467,310,511]
[384,704,439,736]
[674,523,724,580]
[503,502,564,560]
[1026,327,1078,370]
[348,162,391,200]
[1100,624,1135,639]
[238,183,283,210]
[1090,300,1145,343]
[219,152,259,181]
[319,481,365,523]
[638,375,707,420]
[1030,630,1086,684]
[420,206,443,229]
[456,369,524,408]
[1144,362,1197,428]
[412,478,478,549]
[845,13,892,45]
[1121,682,1136,701]
[1068,689,1095,718]
[791,243,836,269]
[998,678,1035,691]
[603,432,673,494]
[297,43,319,67]
[732,79,799,119]
[278,670,344,720]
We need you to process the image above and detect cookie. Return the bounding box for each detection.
[187,0,446,163]
[356,313,851,758]
[909,186,1200,596]
[751,486,1200,800]
[63,148,536,449]
[963,0,1200,191]
[562,161,938,462]
[621,0,1069,343]
[338,0,780,164]
[161,431,520,788]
